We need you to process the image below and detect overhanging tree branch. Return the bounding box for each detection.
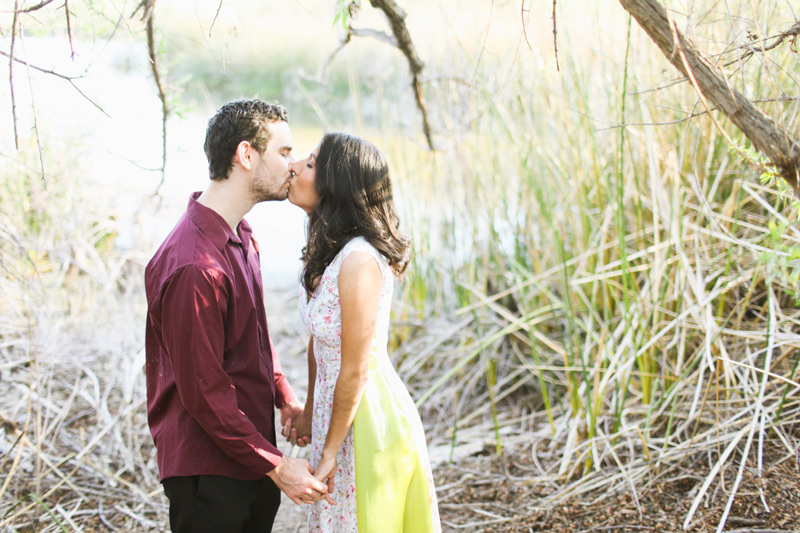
[133,0,168,193]
[619,0,800,194]
[145,13,168,192]
[368,0,435,150]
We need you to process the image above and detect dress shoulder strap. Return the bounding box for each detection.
[338,236,387,270]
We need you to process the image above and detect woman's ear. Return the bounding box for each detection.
[234,140,253,171]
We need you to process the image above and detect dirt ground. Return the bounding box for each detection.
[430,443,800,532]
[269,440,800,532]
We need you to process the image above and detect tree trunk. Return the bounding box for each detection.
[619,0,800,193]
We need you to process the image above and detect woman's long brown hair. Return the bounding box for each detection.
[301,132,411,294]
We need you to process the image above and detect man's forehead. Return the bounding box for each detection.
[267,121,293,150]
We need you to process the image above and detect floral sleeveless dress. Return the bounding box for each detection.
[299,237,441,533]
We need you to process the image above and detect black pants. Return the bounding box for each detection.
[162,475,281,533]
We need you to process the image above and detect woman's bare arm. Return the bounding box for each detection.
[284,336,317,446]
[314,251,381,491]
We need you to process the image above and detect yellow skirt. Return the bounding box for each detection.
[353,364,441,532]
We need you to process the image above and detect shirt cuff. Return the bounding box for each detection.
[274,380,299,409]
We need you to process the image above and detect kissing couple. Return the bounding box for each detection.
[144,98,442,532]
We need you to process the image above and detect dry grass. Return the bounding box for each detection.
[0,150,163,531]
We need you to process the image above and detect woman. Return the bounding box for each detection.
[284,132,441,532]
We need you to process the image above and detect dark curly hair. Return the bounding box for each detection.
[204,98,289,180]
[301,132,411,293]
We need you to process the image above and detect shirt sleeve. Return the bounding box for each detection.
[159,265,282,474]
[269,337,298,409]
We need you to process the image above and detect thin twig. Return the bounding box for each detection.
[320,27,397,83]
[208,0,223,38]
[18,0,55,13]
[521,0,532,51]
[0,50,78,81]
[600,96,800,129]
[552,0,560,71]
[319,31,351,83]
[9,0,19,150]
[130,0,155,22]
[63,0,76,59]
[350,27,396,46]
[737,20,800,59]
[144,10,169,193]
[0,50,111,117]
[17,27,46,181]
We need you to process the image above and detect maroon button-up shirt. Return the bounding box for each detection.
[144,193,297,481]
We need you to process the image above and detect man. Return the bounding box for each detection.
[144,99,328,532]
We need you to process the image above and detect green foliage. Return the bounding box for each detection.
[761,220,800,302]
[333,0,354,30]
[730,146,800,301]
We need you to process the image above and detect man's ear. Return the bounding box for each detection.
[234,140,253,171]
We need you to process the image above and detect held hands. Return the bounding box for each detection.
[267,456,336,506]
[282,409,312,447]
[279,401,311,447]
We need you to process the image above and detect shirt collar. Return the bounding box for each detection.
[186,192,253,253]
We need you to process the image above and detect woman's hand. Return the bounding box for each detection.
[282,407,312,447]
[314,453,337,496]
[279,400,303,428]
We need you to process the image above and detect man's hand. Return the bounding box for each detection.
[267,456,336,506]
[280,401,311,447]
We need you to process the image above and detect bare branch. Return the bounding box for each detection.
[18,0,55,14]
[321,27,396,82]
[0,49,73,81]
[746,20,800,54]
[619,0,800,194]
[368,0,435,149]
[0,50,111,117]
[715,20,800,73]
[208,0,223,38]
[63,0,75,59]
[552,0,560,72]
[350,27,396,46]
[9,1,19,150]
[320,32,351,83]
[144,8,169,192]
[130,0,156,22]
[319,1,434,148]
[602,96,800,129]
[17,31,46,181]
[521,0,532,51]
